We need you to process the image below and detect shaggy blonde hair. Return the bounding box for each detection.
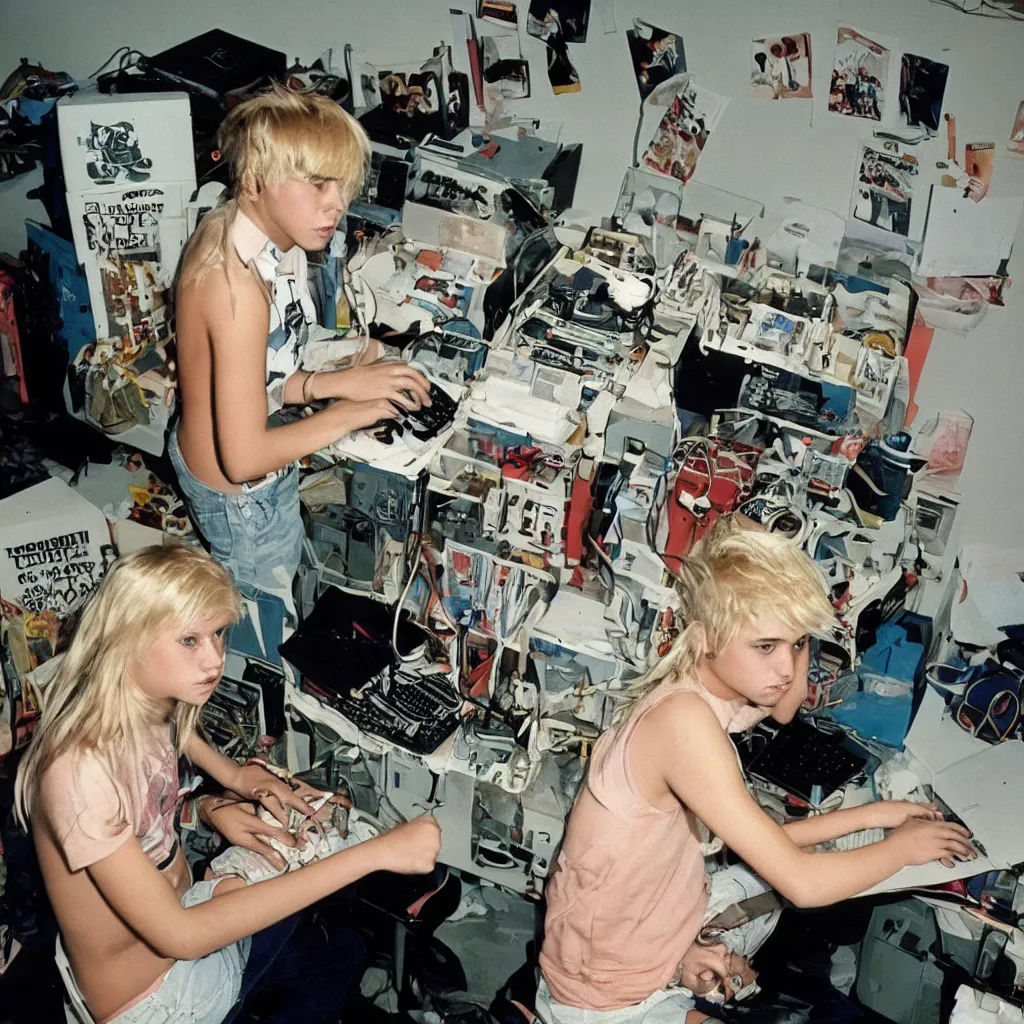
[622,516,836,717]
[176,84,370,290]
[14,545,241,827]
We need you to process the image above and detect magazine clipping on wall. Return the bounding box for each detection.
[526,0,589,94]
[641,80,729,185]
[750,33,812,100]
[626,20,687,104]
[849,143,926,243]
[828,26,894,122]
[897,53,949,138]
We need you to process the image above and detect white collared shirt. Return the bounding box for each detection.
[231,208,318,416]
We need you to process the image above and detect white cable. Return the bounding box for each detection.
[392,534,424,662]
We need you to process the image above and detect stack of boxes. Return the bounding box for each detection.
[56,89,196,454]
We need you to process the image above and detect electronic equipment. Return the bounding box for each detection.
[736,717,869,804]
[303,670,462,755]
[140,29,287,104]
[373,381,458,449]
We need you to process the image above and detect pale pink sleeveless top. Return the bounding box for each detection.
[539,679,769,1011]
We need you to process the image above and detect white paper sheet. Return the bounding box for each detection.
[857,686,1024,896]
[767,198,846,275]
[916,186,1024,277]
[951,544,1024,647]
[933,741,1024,868]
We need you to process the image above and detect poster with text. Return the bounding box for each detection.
[0,480,112,617]
[68,182,185,344]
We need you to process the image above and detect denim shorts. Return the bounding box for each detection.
[56,881,249,1024]
[167,428,304,601]
[535,979,696,1024]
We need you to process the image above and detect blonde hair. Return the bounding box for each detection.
[176,84,370,289]
[622,516,835,717]
[14,545,241,828]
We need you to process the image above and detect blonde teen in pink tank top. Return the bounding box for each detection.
[537,518,976,1023]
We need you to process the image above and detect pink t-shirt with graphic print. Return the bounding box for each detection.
[39,723,184,873]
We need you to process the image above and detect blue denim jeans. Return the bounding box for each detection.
[57,881,250,1024]
[167,428,304,601]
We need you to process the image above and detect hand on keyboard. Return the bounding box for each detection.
[887,817,977,869]
[859,800,943,831]
[371,382,458,447]
[334,361,432,409]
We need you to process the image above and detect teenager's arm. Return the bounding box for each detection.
[782,806,877,848]
[187,734,246,792]
[649,693,975,907]
[188,735,303,808]
[87,815,440,961]
[782,801,944,849]
[194,272,405,483]
[187,735,330,823]
[281,360,431,409]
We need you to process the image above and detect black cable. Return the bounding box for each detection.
[88,46,131,79]
[120,49,146,71]
[88,46,147,81]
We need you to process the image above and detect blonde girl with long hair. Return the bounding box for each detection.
[170,86,431,597]
[16,545,439,1024]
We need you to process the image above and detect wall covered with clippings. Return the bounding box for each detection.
[1,0,1021,550]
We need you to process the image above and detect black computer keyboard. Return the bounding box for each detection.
[408,382,458,438]
[302,671,462,755]
[375,382,458,447]
[737,718,868,804]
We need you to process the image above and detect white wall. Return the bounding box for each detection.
[2,0,1022,548]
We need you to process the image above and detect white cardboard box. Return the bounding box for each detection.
[68,181,188,267]
[57,89,196,194]
[0,478,112,615]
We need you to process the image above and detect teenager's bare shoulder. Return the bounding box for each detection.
[180,260,266,312]
[634,687,722,748]
[179,264,269,348]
